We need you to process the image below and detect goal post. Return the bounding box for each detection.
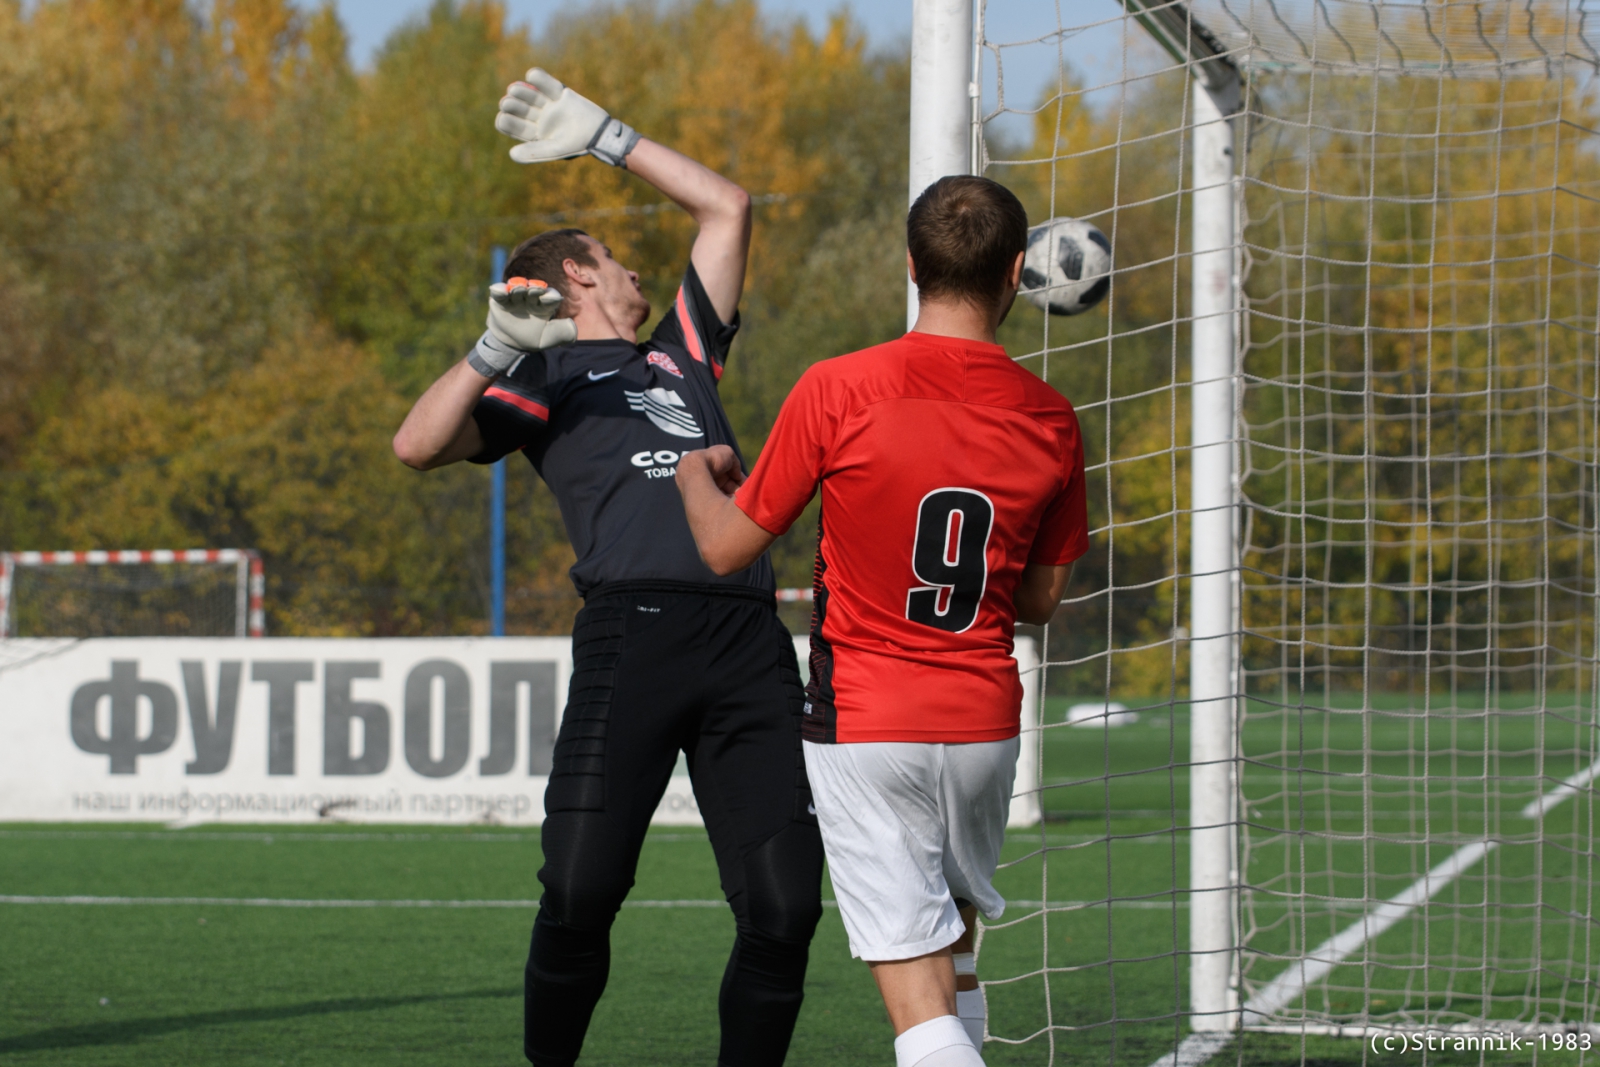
[0,550,265,639]
[1174,19,1244,1036]
[908,0,980,327]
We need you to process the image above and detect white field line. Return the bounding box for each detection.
[1239,839,1497,1023]
[1247,1021,1600,1039]
[0,895,1185,911]
[0,895,728,909]
[0,829,710,844]
[1521,753,1600,819]
[1006,899,1187,910]
[1142,843,1500,1067]
[1146,752,1600,1067]
[0,829,1155,846]
[1245,749,1600,1024]
[1148,1033,1231,1067]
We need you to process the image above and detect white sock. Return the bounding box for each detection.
[894,1015,984,1067]
[908,1044,986,1067]
[953,952,985,1048]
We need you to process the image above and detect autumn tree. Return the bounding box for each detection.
[0,0,908,635]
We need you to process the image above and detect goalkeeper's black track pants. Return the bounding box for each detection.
[525,582,824,1067]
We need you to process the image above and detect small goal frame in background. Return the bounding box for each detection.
[0,550,265,639]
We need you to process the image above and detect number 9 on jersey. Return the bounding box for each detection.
[906,488,995,633]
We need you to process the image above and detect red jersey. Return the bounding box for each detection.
[735,332,1089,744]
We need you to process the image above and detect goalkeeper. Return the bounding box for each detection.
[393,70,823,1067]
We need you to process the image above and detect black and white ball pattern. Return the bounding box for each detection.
[1021,216,1112,316]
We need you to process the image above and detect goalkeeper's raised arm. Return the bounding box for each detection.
[494,68,751,327]
[393,68,752,470]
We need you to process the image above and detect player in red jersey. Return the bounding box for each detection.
[677,176,1089,1067]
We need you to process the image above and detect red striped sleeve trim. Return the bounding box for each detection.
[675,287,707,366]
[484,387,549,422]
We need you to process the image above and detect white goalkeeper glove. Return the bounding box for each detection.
[467,279,578,378]
[494,68,641,168]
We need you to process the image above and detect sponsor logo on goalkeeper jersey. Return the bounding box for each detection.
[624,387,703,439]
[630,449,683,479]
[646,351,684,378]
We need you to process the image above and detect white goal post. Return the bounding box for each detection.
[0,550,265,639]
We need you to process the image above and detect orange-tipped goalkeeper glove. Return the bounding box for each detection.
[467,279,578,377]
[494,68,640,168]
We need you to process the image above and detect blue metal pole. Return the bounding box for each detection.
[490,245,507,637]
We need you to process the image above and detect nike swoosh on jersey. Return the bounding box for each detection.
[586,369,620,380]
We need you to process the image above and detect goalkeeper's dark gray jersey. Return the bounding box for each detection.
[469,263,774,597]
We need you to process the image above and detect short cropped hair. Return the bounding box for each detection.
[906,176,1029,308]
[503,228,598,299]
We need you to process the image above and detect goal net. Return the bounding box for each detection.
[961,0,1600,1061]
[0,550,265,638]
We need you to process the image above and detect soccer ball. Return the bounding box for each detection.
[1020,216,1111,316]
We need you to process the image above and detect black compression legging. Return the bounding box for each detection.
[524,585,824,1067]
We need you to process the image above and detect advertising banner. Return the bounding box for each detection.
[0,635,1039,827]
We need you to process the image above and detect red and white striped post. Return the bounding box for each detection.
[0,554,12,640]
[247,552,265,638]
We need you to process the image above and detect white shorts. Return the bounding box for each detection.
[803,736,1019,961]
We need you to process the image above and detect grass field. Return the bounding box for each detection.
[3,692,1596,1066]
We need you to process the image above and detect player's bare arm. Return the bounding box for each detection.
[398,70,752,473]
[626,138,751,323]
[1013,563,1072,626]
[498,70,751,325]
[392,362,489,469]
[677,445,775,574]
[393,280,571,469]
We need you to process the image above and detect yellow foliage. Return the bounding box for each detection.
[0,0,907,635]
[997,34,1600,699]
[206,0,305,115]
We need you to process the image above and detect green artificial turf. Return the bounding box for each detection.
[3,690,1596,1065]
[0,825,890,1066]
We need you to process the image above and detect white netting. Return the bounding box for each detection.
[0,638,78,674]
[3,557,250,637]
[975,0,1600,1062]
[1190,0,1599,76]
